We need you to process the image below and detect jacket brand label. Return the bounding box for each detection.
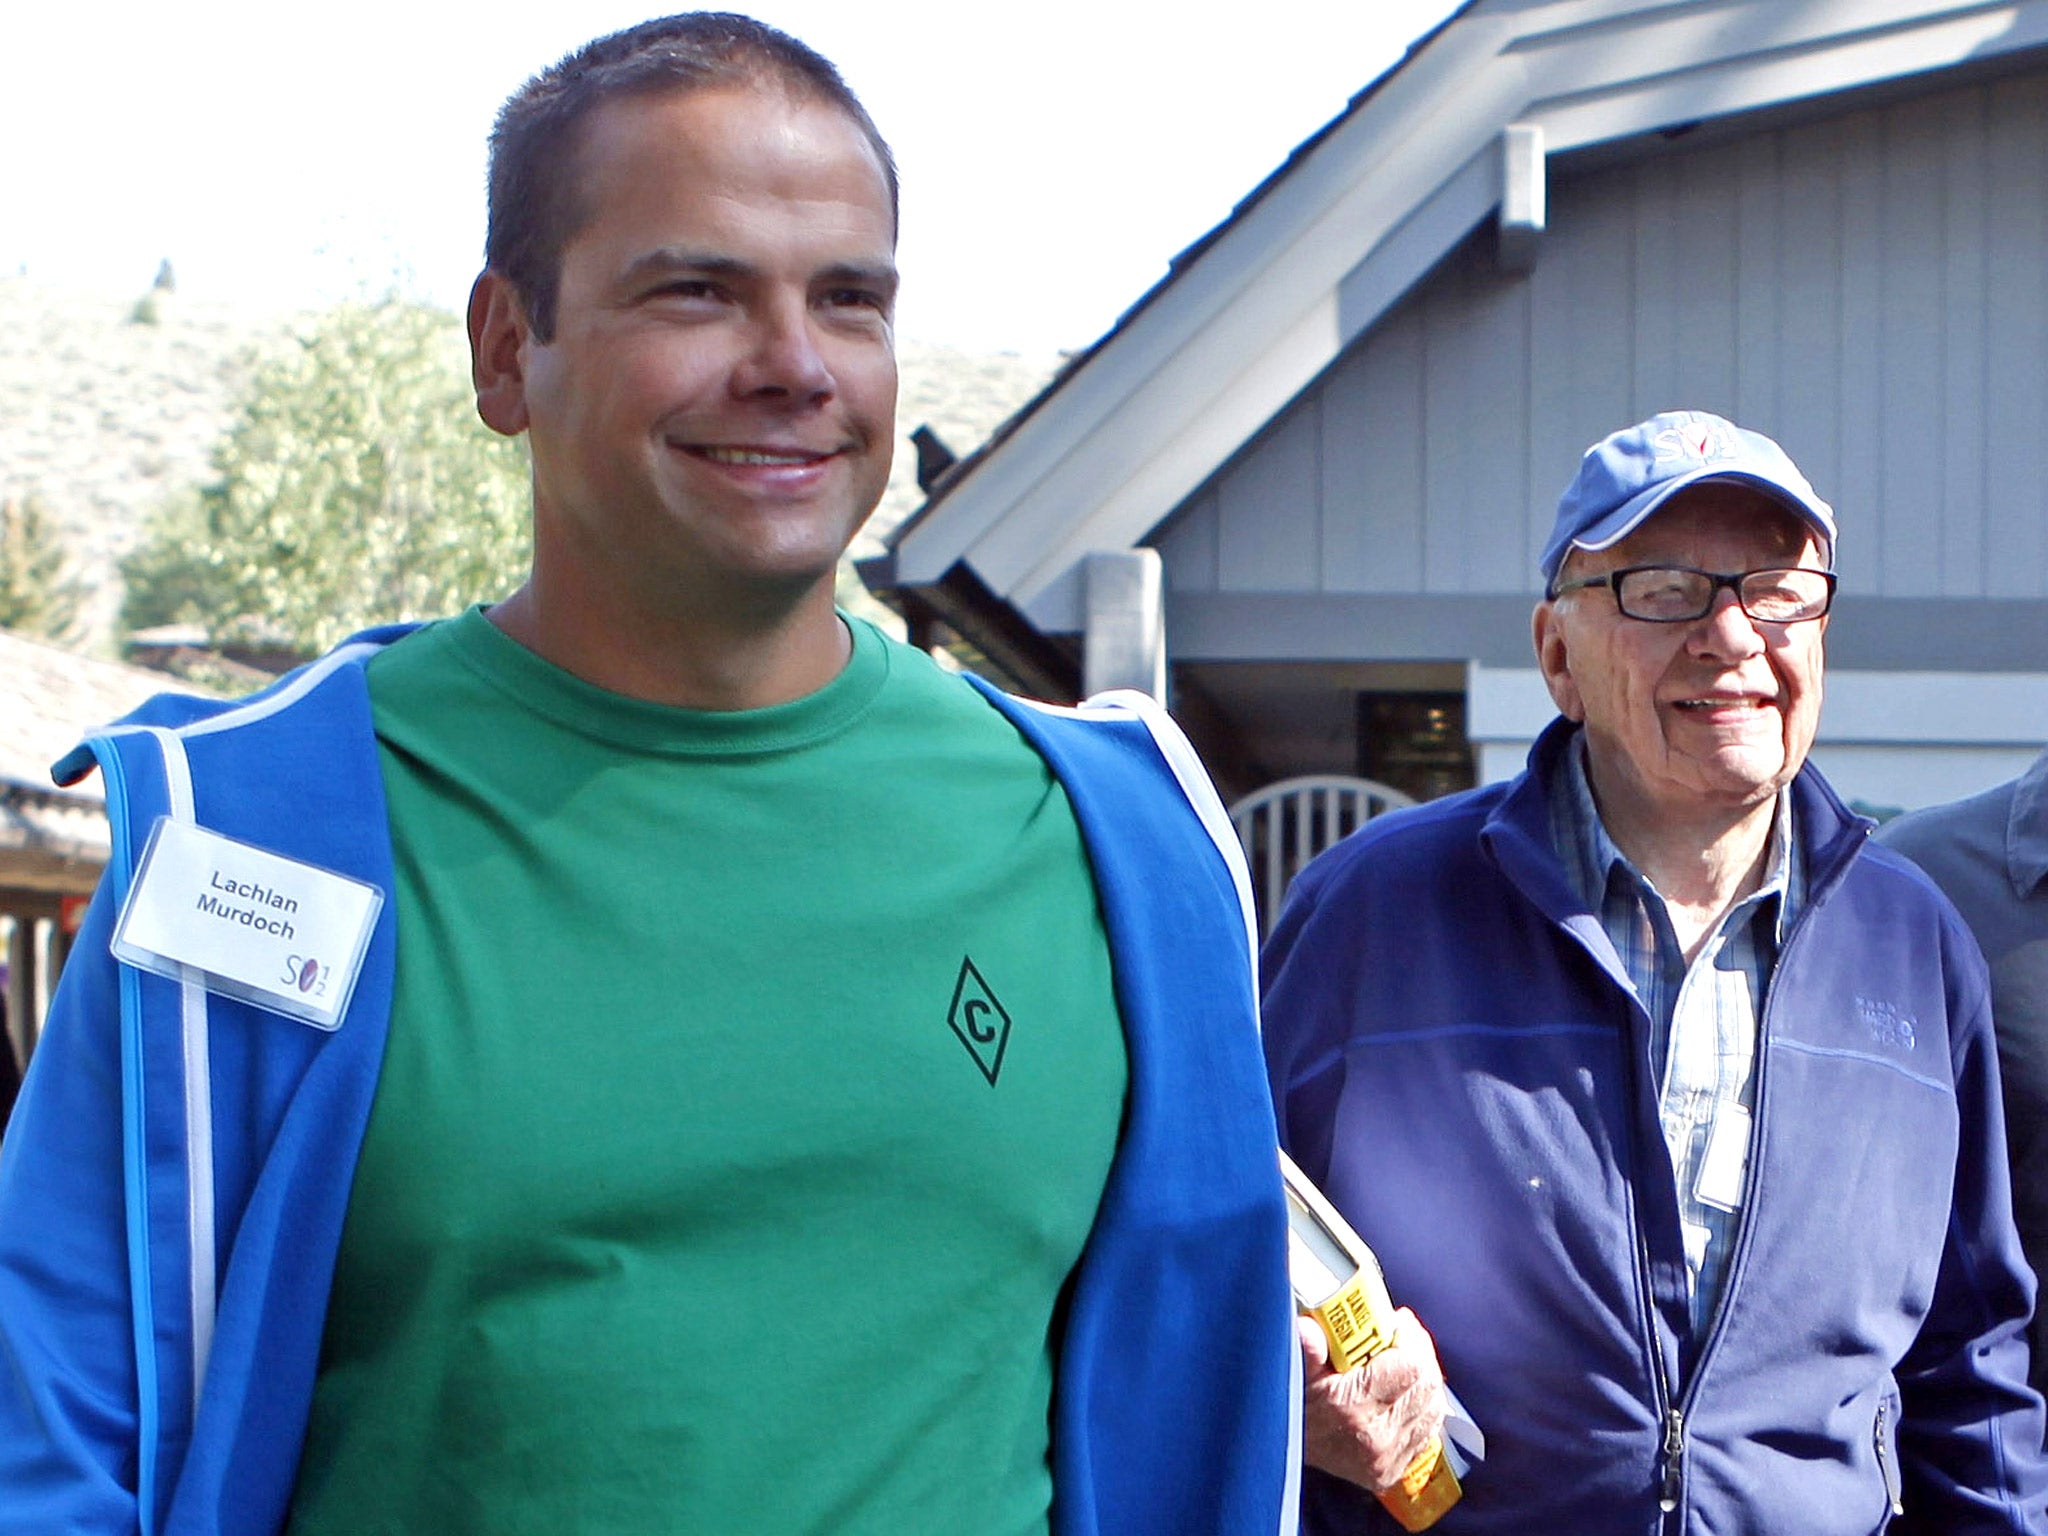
[1857,996,1918,1051]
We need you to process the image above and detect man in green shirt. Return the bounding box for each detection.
[294,22,1124,1533]
[0,14,1298,1536]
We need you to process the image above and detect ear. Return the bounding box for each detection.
[468,271,532,438]
[1533,600,1586,722]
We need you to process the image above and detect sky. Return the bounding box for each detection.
[1,2,1463,356]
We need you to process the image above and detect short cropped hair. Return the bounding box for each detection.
[485,12,899,342]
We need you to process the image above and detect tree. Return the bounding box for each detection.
[0,493,86,641]
[122,298,532,658]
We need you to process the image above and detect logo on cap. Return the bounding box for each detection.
[1652,416,1742,468]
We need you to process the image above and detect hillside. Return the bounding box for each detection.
[0,278,264,646]
[0,275,1058,651]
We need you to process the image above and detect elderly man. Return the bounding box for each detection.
[1264,409,2048,1532]
[0,15,1295,1535]
[1879,751,2048,1399]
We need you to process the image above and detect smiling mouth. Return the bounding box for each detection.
[1672,696,1773,712]
[685,445,833,467]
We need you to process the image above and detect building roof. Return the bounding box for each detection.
[881,0,2048,652]
[0,627,191,891]
[0,628,182,797]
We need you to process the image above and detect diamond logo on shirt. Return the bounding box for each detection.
[948,956,1012,1086]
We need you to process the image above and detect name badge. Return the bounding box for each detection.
[1693,1103,1753,1213]
[111,817,383,1031]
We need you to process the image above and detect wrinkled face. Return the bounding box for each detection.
[1533,484,1828,825]
[493,84,898,612]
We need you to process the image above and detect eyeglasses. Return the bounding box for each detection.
[1548,565,1836,624]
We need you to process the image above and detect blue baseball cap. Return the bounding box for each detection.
[1540,410,1836,587]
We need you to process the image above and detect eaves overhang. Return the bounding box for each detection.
[858,552,1082,703]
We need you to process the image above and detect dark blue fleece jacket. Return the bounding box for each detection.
[1265,719,2047,1535]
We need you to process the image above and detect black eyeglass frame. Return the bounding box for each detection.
[1546,564,1838,624]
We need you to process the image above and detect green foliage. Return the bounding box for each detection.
[0,493,86,641]
[122,298,532,657]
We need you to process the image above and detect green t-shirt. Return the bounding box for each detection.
[286,610,1128,1536]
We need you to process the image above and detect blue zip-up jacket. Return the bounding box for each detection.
[0,630,1300,1536]
[1265,719,2048,1535]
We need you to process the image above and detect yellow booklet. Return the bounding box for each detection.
[1281,1151,1471,1532]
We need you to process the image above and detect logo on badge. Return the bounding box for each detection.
[283,955,329,999]
[948,956,1012,1086]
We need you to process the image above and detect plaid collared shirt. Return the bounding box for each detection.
[1550,734,1803,1337]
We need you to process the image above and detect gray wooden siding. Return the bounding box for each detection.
[1153,68,2048,603]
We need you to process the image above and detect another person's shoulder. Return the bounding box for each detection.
[1868,757,2048,960]
[1875,779,2016,874]
[1851,834,1987,932]
[1872,754,2048,904]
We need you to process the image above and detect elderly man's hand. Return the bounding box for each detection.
[1298,1306,1447,1492]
